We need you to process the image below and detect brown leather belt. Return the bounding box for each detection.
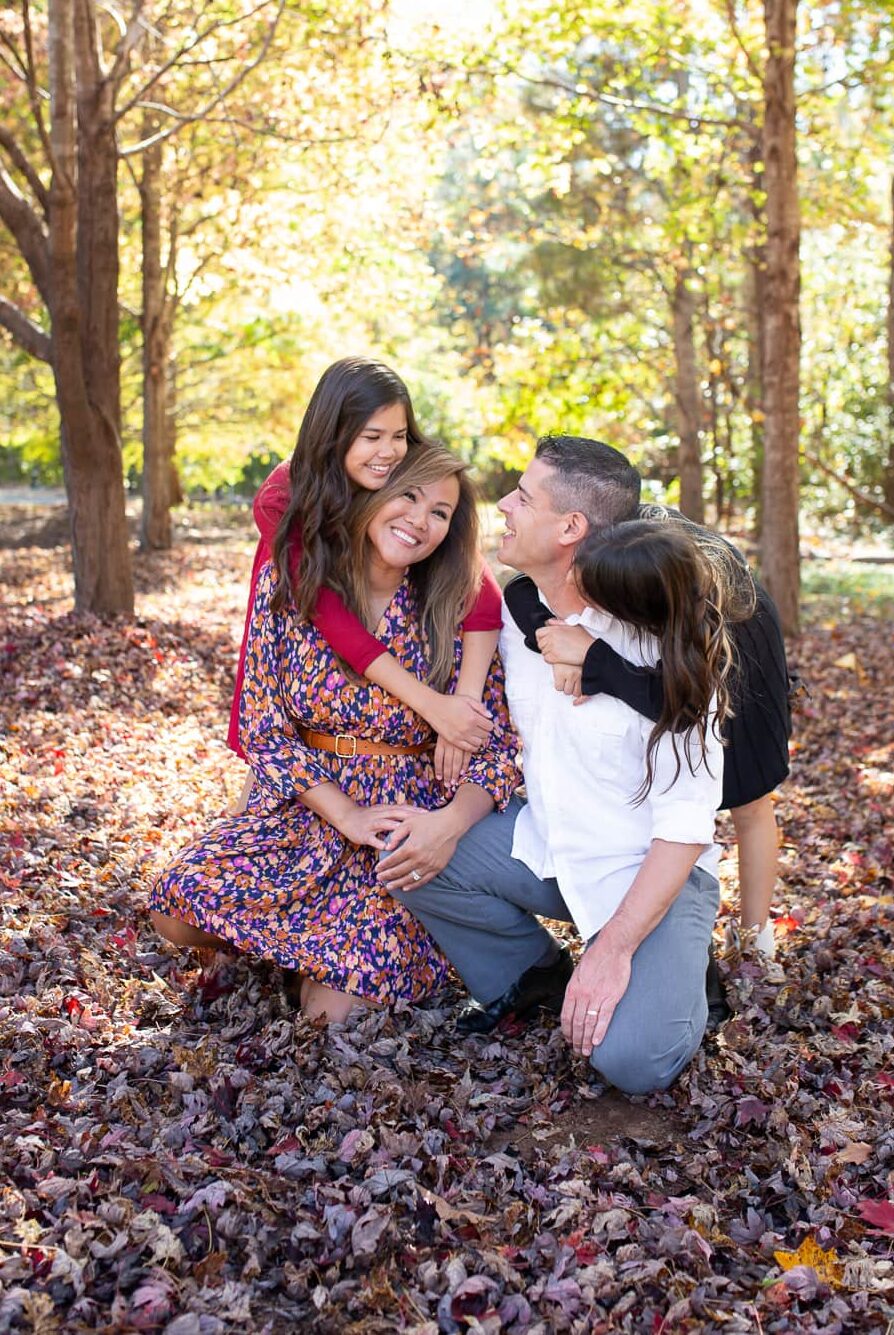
[298,727,433,759]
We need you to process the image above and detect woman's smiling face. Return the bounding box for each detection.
[366,475,461,571]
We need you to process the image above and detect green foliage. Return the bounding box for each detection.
[1,0,893,538]
[801,560,894,620]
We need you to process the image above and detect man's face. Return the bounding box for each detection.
[497,457,572,574]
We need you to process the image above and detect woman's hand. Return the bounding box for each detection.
[376,807,462,891]
[433,737,471,788]
[422,691,492,753]
[536,620,594,667]
[337,803,408,851]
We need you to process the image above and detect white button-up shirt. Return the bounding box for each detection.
[500,595,722,941]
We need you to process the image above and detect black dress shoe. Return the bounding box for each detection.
[456,946,574,1035]
[705,945,731,1030]
[282,969,303,1011]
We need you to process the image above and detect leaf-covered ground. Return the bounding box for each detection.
[1,505,892,1334]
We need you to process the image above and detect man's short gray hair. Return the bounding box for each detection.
[534,435,641,529]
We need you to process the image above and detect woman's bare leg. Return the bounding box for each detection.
[150,910,228,952]
[730,794,779,955]
[299,978,377,1024]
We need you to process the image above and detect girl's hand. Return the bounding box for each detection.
[433,737,471,788]
[337,803,407,851]
[376,808,461,890]
[552,663,582,696]
[424,692,492,753]
[536,621,594,667]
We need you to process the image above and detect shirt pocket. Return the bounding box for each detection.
[571,701,635,770]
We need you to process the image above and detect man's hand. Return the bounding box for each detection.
[561,936,633,1057]
[433,737,470,788]
[376,807,462,891]
[536,621,594,667]
[424,693,492,753]
[337,804,408,851]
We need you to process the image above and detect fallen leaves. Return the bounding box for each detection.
[2,509,894,1331]
[774,1235,845,1287]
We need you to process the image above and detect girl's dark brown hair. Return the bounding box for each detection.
[270,357,424,616]
[345,443,481,692]
[574,520,735,800]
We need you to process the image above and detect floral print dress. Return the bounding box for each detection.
[149,563,520,1004]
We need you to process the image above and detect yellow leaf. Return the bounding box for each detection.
[835,1141,872,1165]
[832,652,867,684]
[773,1236,844,1286]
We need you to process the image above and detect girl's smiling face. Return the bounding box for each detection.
[366,475,461,571]
[343,401,409,490]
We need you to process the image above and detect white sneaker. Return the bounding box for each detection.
[754,920,776,959]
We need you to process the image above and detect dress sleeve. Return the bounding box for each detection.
[239,566,343,802]
[461,562,503,632]
[581,638,665,723]
[226,538,269,759]
[457,651,521,811]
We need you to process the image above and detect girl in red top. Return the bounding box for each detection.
[228,358,502,800]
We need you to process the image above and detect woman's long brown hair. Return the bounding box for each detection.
[343,443,482,692]
[574,520,736,800]
[270,358,425,616]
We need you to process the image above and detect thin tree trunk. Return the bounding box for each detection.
[140,128,172,550]
[885,174,894,510]
[672,268,705,523]
[760,0,801,635]
[167,352,183,507]
[745,141,766,536]
[48,0,133,614]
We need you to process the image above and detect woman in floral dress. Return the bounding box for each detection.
[149,443,519,1021]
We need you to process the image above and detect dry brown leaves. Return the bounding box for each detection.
[1,506,892,1333]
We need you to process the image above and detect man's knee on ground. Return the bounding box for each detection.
[589,1021,702,1096]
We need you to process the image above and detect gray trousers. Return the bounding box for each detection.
[393,795,720,1095]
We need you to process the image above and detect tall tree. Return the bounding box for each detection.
[0,0,287,607]
[44,0,133,613]
[760,0,801,634]
[886,174,894,510]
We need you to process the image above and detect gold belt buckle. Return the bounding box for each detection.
[335,733,358,758]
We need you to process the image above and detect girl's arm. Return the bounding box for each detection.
[435,628,500,785]
[536,620,664,720]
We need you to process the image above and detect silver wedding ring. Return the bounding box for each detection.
[410,870,422,882]
[586,1009,600,1015]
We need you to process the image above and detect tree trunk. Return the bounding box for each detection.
[48,0,133,614]
[139,130,173,550]
[759,0,801,635]
[672,268,705,523]
[745,141,766,537]
[167,353,183,507]
[884,174,894,510]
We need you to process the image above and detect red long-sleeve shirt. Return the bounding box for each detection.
[226,462,502,757]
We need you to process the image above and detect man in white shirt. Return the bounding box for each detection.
[392,435,723,1094]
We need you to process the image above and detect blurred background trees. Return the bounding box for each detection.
[1,0,892,627]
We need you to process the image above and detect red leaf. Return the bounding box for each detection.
[735,1096,769,1127]
[857,1199,894,1234]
